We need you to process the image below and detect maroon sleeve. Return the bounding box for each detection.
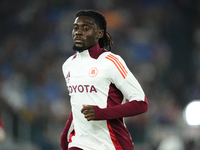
[61,112,73,150]
[94,96,148,120]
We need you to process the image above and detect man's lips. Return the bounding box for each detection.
[75,39,83,43]
[74,37,84,43]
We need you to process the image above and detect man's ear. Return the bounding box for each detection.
[97,29,104,39]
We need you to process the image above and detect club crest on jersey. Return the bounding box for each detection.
[88,67,98,77]
[66,71,70,83]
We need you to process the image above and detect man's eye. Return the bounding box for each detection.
[73,26,78,30]
[83,27,89,31]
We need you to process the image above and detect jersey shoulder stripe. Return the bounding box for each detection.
[105,54,128,79]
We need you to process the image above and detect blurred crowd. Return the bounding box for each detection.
[0,0,200,150]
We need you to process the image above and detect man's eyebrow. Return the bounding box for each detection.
[73,23,93,26]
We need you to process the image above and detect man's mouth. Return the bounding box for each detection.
[75,39,83,43]
[74,38,84,47]
[74,37,84,43]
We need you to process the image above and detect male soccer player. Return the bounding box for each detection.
[61,10,148,150]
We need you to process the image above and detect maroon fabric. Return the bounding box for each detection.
[68,147,83,150]
[94,97,148,120]
[108,119,134,150]
[93,83,148,150]
[72,53,77,60]
[94,83,148,120]
[61,112,73,150]
[107,83,124,106]
[0,117,4,128]
[88,43,108,59]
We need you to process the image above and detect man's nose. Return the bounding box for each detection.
[75,28,83,35]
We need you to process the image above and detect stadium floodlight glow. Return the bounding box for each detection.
[183,100,200,126]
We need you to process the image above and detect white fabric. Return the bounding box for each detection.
[62,50,145,150]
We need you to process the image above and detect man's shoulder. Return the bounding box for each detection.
[99,51,121,60]
[64,53,77,63]
[62,53,77,68]
[100,51,123,63]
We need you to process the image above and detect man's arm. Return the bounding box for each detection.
[81,96,148,121]
[61,112,73,150]
[81,54,149,121]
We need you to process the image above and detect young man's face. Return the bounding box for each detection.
[72,16,103,52]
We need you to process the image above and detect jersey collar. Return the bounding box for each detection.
[88,43,107,59]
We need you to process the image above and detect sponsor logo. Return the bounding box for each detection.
[68,85,97,93]
[88,67,98,77]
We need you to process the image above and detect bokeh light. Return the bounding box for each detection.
[184,100,200,126]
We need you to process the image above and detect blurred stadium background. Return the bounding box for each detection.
[0,0,200,150]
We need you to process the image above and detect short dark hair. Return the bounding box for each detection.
[75,10,113,51]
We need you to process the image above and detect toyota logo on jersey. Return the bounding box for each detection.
[68,85,97,93]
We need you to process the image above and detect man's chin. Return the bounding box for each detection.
[73,45,87,52]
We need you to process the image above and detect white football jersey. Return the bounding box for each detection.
[62,44,147,150]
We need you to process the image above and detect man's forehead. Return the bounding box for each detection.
[73,16,96,25]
